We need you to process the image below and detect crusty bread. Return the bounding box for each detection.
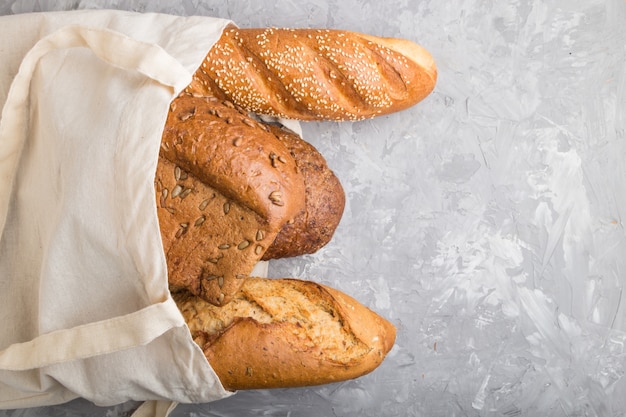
[157,95,306,305]
[262,124,345,260]
[186,26,437,121]
[174,277,396,390]
[158,26,410,388]
[156,157,273,305]
[160,95,305,228]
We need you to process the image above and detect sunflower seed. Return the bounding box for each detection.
[242,118,256,128]
[194,215,206,227]
[179,107,196,121]
[237,240,250,250]
[171,184,183,198]
[218,276,224,288]
[255,244,264,255]
[217,293,225,304]
[256,230,265,241]
[269,191,284,206]
[199,199,210,211]
[223,202,230,214]
[175,226,187,238]
[179,188,192,199]
[207,254,222,264]
[159,188,168,207]
[218,244,230,250]
[175,166,188,181]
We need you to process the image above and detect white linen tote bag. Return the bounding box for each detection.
[0,9,237,414]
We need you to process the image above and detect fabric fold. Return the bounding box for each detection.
[0,10,235,408]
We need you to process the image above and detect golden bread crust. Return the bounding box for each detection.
[175,277,396,390]
[157,95,306,305]
[263,124,345,260]
[188,26,437,121]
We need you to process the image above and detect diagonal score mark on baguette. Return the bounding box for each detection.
[359,34,437,100]
[174,277,396,390]
[208,31,312,118]
[359,33,437,84]
[192,27,437,121]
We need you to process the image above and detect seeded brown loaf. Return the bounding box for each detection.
[160,95,305,228]
[174,277,396,390]
[262,124,345,260]
[186,26,437,121]
[157,95,306,305]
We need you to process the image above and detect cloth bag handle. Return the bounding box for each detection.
[0,24,190,371]
[0,23,190,237]
[0,299,184,371]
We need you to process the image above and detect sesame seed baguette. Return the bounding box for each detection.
[186,26,437,121]
[174,277,396,390]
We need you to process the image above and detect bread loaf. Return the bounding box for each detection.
[160,95,305,228]
[158,25,409,388]
[157,95,306,305]
[263,124,345,260]
[174,277,396,390]
[186,26,437,121]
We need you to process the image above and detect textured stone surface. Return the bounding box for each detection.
[1,0,625,415]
